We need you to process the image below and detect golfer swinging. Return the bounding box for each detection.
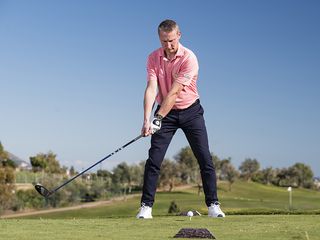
[137,19,225,218]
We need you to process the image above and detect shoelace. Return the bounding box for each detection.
[215,205,222,212]
[140,203,147,208]
[210,202,222,210]
[139,203,150,211]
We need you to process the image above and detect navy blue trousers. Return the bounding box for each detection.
[141,100,219,207]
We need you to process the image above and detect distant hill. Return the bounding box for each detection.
[7,152,31,169]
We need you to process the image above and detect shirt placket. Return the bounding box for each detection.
[163,58,172,91]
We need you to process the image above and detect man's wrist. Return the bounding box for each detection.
[155,113,163,120]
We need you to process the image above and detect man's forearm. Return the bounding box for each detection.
[144,85,157,122]
[157,81,184,117]
[156,93,178,117]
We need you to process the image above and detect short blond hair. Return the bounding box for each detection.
[158,19,180,34]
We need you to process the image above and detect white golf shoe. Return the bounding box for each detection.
[136,204,153,219]
[208,202,225,218]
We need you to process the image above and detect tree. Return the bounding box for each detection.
[288,163,314,188]
[0,142,7,160]
[0,142,16,212]
[174,146,200,184]
[97,169,112,179]
[129,163,144,190]
[69,166,77,176]
[30,151,63,174]
[219,158,238,191]
[226,164,238,191]
[112,162,132,195]
[0,167,15,212]
[274,167,291,186]
[239,158,260,181]
[261,167,275,185]
[0,142,16,168]
[219,158,231,180]
[212,154,222,180]
[159,159,179,191]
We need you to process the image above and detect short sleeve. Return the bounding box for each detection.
[147,54,157,82]
[174,53,199,86]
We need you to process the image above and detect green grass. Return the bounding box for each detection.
[14,181,320,219]
[217,181,320,214]
[1,182,320,240]
[1,215,320,240]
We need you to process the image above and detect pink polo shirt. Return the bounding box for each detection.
[147,43,200,109]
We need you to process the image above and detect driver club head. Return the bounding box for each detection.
[35,183,52,198]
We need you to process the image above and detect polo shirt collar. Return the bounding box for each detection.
[175,43,184,57]
[160,43,184,61]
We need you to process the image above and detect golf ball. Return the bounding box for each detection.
[187,211,194,217]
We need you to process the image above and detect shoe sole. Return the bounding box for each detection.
[137,216,153,219]
[208,214,225,218]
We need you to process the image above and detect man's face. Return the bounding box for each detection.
[159,29,181,56]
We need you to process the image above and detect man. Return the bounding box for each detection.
[137,19,225,219]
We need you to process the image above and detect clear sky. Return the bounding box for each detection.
[1,0,319,176]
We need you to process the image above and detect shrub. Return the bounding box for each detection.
[168,201,180,214]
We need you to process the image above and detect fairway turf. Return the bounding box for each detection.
[1,215,319,240]
[2,182,320,239]
[8,181,320,219]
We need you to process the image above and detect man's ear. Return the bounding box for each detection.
[177,31,181,40]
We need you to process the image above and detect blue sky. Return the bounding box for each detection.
[1,0,319,176]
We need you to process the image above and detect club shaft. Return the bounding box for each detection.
[49,134,143,196]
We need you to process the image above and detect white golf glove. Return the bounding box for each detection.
[150,114,163,134]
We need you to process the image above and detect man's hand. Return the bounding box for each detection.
[141,114,163,136]
[150,117,161,134]
[141,121,151,137]
[150,115,162,134]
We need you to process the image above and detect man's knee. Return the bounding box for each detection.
[145,157,161,173]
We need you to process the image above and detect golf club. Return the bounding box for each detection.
[35,134,143,198]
